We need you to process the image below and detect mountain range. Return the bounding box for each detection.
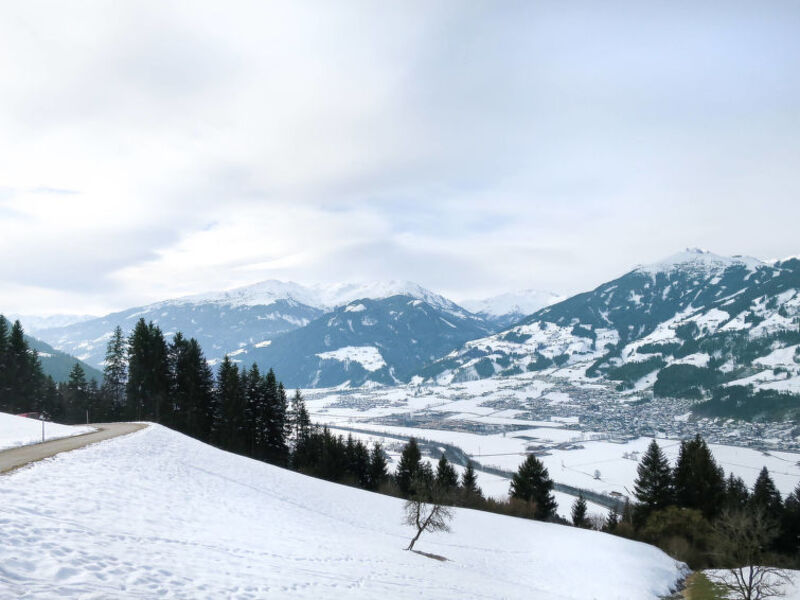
[23,249,800,419]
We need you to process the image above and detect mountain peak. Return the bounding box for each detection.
[635,249,764,276]
[172,279,457,312]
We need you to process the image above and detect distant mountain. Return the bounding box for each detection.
[9,313,97,333]
[26,335,103,383]
[233,295,494,388]
[460,289,562,329]
[32,280,481,370]
[420,249,800,421]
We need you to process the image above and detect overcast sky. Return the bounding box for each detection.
[1,1,799,316]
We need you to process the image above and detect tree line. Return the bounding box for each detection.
[611,436,800,570]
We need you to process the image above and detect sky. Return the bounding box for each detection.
[1,1,799,316]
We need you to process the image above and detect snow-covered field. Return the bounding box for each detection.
[0,412,94,451]
[0,424,684,599]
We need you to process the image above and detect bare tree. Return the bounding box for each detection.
[403,496,453,551]
[709,507,793,600]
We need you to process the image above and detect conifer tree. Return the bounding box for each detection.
[571,494,589,528]
[396,438,422,496]
[633,439,673,518]
[778,483,800,555]
[214,356,245,452]
[126,319,170,423]
[723,473,750,511]
[66,362,89,423]
[750,467,782,515]
[435,454,459,494]
[460,460,482,503]
[102,325,127,419]
[288,389,311,447]
[673,434,725,519]
[510,454,558,520]
[368,442,388,491]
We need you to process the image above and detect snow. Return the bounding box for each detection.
[0,412,94,451]
[0,425,684,599]
[460,290,563,318]
[316,346,387,372]
[180,279,462,313]
[635,248,763,277]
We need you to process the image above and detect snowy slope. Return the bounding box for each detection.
[0,425,684,599]
[420,250,800,419]
[0,412,94,451]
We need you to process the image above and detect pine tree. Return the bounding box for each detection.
[126,319,170,423]
[0,315,9,409]
[750,467,782,515]
[723,473,750,511]
[510,454,558,520]
[778,483,800,555]
[435,454,459,493]
[633,439,673,517]
[102,325,127,419]
[571,494,589,528]
[460,460,482,504]
[368,442,388,491]
[66,362,89,423]
[396,438,422,496]
[673,434,725,519]
[214,356,245,452]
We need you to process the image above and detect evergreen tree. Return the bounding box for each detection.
[723,473,750,511]
[126,319,171,423]
[102,325,127,419]
[778,483,800,555]
[673,434,725,519]
[170,335,214,441]
[750,467,782,515]
[367,442,388,491]
[510,454,558,520]
[435,454,459,494]
[0,315,9,408]
[396,438,422,496]
[571,494,589,528]
[66,362,89,423]
[634,440,673,509]
[214,356,245,452]
[288,389,311,448]
[461,460,482,503]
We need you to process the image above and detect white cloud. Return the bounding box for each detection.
[1,1,799,315]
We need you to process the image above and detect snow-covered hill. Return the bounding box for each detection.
[421,250,800,420]
[0,424,684,598]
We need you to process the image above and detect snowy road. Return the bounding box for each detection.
[0,422,146,474]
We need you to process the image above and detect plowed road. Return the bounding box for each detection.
[0,423,147,474]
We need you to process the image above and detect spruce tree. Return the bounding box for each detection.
[368,442,388,491]
[396,438,422,496]
[750,467,782,515]
[673,434,725,519]
[126,319,170,423]
[723,473,750,511]
[66,362,89,423]
[633,439,673,516]
[461,460,482,503]
[435,454,459,495]
[571,494,589,528]
[510,454,558,520]
[214,356,245,452]
[102,325,127,419]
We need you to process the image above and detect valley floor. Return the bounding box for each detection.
[0,424,684,599]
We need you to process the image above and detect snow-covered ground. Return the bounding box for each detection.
[0,412,94,451]
[0,424,684,599]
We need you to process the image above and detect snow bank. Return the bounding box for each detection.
[0,412,94,451]
[0,425,684,599]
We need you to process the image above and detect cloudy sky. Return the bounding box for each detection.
[1,1,799,316]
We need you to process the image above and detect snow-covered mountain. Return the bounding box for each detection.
[9,313,97,333]
[234,294,495,388]
[461,289,563,329]
[421,249,800,421]
[32,280,485,370]
[0,422,684,598]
